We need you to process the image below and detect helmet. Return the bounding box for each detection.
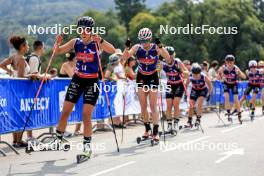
[77,16,95,28]
[109,54,119,65]
[138,28,152,41]
[248,60,257,68]
[258,60,264,67]
[191,63,202,74]
[225,54,235,62]
[165,46,175,55]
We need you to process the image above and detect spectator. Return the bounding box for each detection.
[202,61,209,76]
[59,52,76,77]
[183,60,191,71]
[105,53,126,128]
[0,35,30,148]
[26,40,47,141]
[27,41,45,78]
[208,60,219,80]
[59,52,82,136]
[126,57,137,80]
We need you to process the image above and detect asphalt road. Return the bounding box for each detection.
[1,107,263,176]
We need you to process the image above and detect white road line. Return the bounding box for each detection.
[221,125,243,133]
[215,148,244,164]
[162,136,211,152]
[90,161,136,176]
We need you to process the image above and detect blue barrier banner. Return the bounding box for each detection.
[0,79,118,134]
[0,79,262,134]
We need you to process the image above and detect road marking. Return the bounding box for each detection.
[162,136,211,152]
[221,125,243,133]
[215,148,244,164]
[90,161,136,176]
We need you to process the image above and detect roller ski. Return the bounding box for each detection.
[136,132,152,144]
[159,120,177,136]
[25,137,70,154]
[179,118,193,130]
[77,142,92,164]
[137,123,152,144]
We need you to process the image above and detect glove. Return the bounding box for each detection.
[155,38,162,48]
[125,38,131,48]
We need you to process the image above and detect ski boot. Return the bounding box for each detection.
[77,137,92,164]
[238,112,243,124]
[250,108,255,121]
[151,124,160,146]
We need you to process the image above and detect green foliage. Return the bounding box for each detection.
[114,0,147,33]
[1,0,264,72]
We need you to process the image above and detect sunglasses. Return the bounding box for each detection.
[250,66,257,68]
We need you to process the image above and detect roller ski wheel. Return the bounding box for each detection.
[170,129,177,136]
[77,151,92,164]
[63,143,71,151]
[181,121,193,130]
[25,146,34,154]
[136,135,151,144]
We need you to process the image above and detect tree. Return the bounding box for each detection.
[115,0,146,34]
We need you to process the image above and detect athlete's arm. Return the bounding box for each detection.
[178,61,189,77]
[205,75,213,94]
[54,35,76,55]
[158,47,171,63]
[122,44,138,61]
[236,67,246,79]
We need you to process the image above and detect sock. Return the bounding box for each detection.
[153,124,159,136]
[144,122,151,132]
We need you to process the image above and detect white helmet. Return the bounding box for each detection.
[248,60,257,67]
[138,28,152,41]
